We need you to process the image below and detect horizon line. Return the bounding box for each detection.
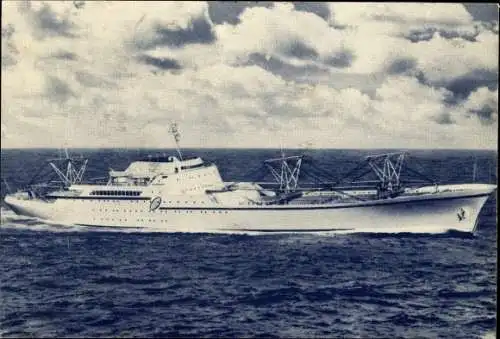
[1,146,498,151]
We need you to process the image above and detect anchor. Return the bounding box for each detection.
[457,207,466,222]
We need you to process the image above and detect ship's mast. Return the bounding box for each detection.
[50,111,88,187]
[169,122,183,160]
[49,108,89,187]
[49,158,88,187]
[366,152,407,198]
[264,153,303,193]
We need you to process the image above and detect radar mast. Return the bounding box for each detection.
[169,122,183,160]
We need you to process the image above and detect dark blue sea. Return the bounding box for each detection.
[0,148,497,338]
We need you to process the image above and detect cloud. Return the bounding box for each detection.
[215,3,348,66]
[1,24,18,69]
[410,30,498,82]
[442,69,498,100]
[240,53,328,82]
[49,51,78,61]
[293,2,331,21]
[385,57,417,75]
[74,70,116,88]
[134,9,216,50]
[207,1,274,25]
[282,40,319,60]
[330,3,474,27]
[137,55,182,71]
[405,30,499,103]
[18,1,78,39]
[324,50,356,68]
[463,87,498,125]
[1,2,498,150]
[45,75,75,103]
[404,26,480,42]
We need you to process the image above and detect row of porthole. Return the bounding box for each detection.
[177,172,212,179]
[97,218,170,223]
[91,208,227,213]
[94,209,230,215]
[167,200,206,204]
[185,187,207,192]
[99,218,128,222]
[95,209,147,213]
[154,209,229,214]
[80,200,144,203]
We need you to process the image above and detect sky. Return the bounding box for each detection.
[1,1,498,149]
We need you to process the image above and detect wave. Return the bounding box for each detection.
[353,229,477,239]
[1,208,83,233]
[481,330,497,339]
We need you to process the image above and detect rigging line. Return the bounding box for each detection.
[300,167,367,201]
[400,181,434,190]
[346,168,376,184]
[297,164,332,184]
[304,160,341,181]
[248,171,268,183]
[2,178,12,194]
[307,170,336,185]
[400,179,435,184]
[241,164,269,182]
[401,164,437,184]
[28,171,60,191]
[304,166,371,201]
[401,160,435,183]
[320,185,368,202]
[244,162,266,176]
[300,166,332,184]
[28,161,58,185]
[330,160,372,186]
[310,167,346,185]
[300,169,327,185]
[407,155,435,180]
[303,160,342,181]
[86,162,114,170]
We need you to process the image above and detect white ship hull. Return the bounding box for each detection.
[4,184,496,234]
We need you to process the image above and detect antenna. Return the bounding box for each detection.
[3,178,12,194]
[169,122,183,160]
[472,156,477,183]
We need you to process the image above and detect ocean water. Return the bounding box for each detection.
[0,148,497,338]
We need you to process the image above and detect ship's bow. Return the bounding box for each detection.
[4,194,54,220]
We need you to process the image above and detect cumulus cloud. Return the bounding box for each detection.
[18,0,79,39]
[132,2,215,51]
[215,3,349,67]
[331,3,474,26]
[1,24,18,69]
[1,1,498,150]
[463,87,498,125]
